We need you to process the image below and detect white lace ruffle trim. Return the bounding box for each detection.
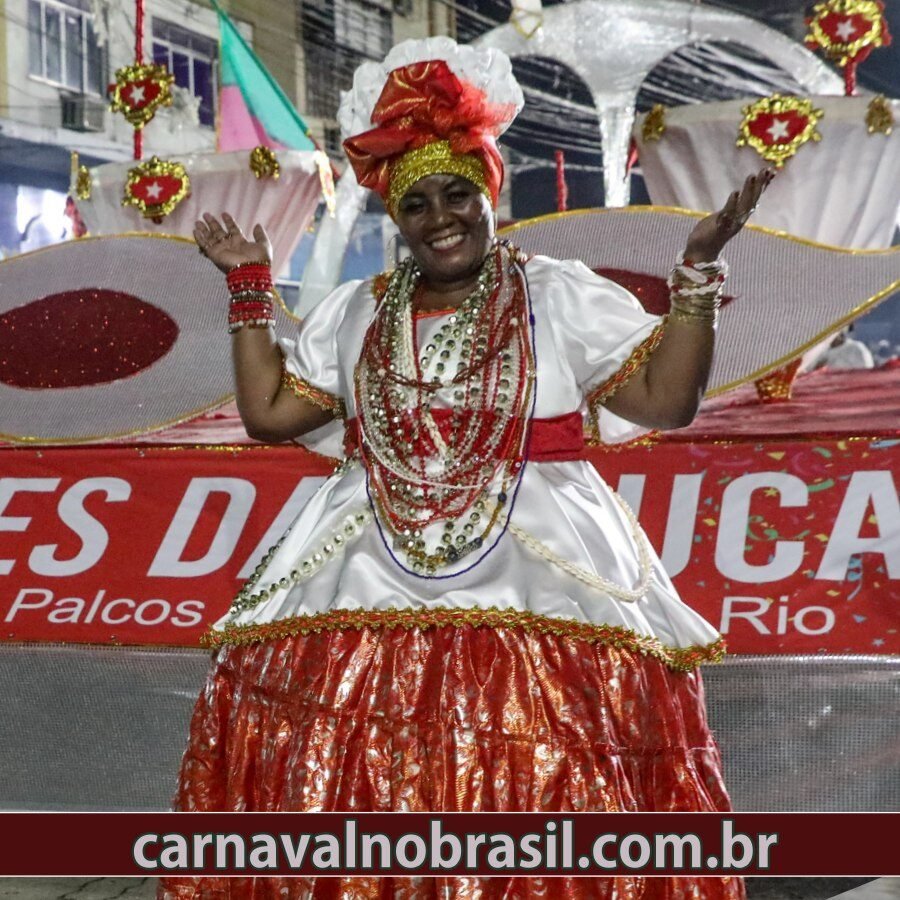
[338,36,524,141]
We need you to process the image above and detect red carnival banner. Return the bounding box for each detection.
[589,437,898,655]
[0,437,896,652]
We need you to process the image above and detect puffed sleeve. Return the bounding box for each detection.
[276,279,363,456]
[539,257,666,444]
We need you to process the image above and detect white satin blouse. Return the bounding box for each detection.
[210,255,723,658]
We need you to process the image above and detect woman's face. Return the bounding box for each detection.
[394,174,495,290]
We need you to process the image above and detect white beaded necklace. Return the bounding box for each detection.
[355,240,534,574]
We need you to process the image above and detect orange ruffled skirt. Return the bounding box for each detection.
[159,624,744,899]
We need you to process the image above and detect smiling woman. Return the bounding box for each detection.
[394,174,495,310]
[164,35,770,900]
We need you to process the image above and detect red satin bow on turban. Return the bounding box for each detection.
[343,60,514,207]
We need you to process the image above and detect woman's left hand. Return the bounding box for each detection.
[684,167,775,263]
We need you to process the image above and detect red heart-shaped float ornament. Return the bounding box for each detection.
[122,156,191,220]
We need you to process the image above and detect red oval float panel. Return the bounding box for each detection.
[0,289,178,388]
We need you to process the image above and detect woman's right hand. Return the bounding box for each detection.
[193,212,273,274]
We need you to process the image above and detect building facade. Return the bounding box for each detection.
[0,0,453,257]
[297,0,454,157]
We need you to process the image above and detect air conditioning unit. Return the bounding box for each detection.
[61,95,106,133]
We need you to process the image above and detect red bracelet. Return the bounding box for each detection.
[226,263,273,294]
[228,310,274,333]
[227,284,274,331]
[228,299,274,318]
[227,261,271,275]
[229,312,274,325]
[229,296,274,309]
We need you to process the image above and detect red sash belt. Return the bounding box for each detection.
[343,411,584,462]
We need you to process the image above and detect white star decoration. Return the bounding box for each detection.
[835,18,858,41]
[126,83,146,105]
[767,118,791,142]
[144,180,163,200]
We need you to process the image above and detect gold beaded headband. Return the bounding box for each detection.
[387,140,491,217]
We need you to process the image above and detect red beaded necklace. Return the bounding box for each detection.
[355,241,534,573]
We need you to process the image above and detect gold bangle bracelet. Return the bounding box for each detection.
[669,307,718,326]
[669,297,721,315]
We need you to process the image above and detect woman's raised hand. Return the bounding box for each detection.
[684,167,774,263]
[193,212,272,274]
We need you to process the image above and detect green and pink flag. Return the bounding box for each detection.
[212,0,317,152]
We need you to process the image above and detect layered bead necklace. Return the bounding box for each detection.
[355,240,535,575]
